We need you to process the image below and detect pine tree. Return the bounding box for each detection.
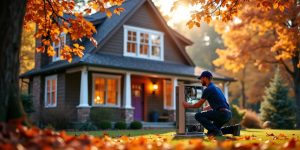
[260,68,296,129]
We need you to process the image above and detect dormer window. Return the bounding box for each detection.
[124,25,164,61]
[52,33,66,62]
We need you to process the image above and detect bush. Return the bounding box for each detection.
[228,104,246,125]
[90,108,113,127]
[241,109,262,129]
[41,107,73,130]
[44,124,54,130]
[129,121,143,129]
[99,120,112,130]
[114,121,127,130]
[21,93,35,115]
[79,122,98,131]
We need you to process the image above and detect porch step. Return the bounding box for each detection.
[142,121,175,129]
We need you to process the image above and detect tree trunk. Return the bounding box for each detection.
[0,0,27,122]
[293,52,300,128]
[240,67,247,108]
[295,79,300,128]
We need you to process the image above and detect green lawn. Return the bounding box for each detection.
[68,128,300,147]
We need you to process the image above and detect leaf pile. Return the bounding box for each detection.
[0,123,299,150]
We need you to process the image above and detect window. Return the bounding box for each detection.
[92,74,121,107]
[45,75,57,108]
[52,33,66,61]
[124,25,164,61]
[164,80,174,110]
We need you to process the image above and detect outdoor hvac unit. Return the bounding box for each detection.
[175,84,206,137]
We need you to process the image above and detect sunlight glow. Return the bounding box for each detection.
[153,0,200,27]
[233,17,242,24]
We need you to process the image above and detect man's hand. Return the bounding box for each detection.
[182,101,190,108]
[203,105,212,111]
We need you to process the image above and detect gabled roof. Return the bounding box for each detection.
[82,0,195,66]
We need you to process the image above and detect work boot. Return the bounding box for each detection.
[232,124,241,136]
[207,129,223,137]
[221,124,241,136]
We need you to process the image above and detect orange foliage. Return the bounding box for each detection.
[24,0,125,62]
[1,123,300,150]
[211,0,300,73]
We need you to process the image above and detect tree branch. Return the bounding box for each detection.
[45,0,68,22]
[275,51,294,76]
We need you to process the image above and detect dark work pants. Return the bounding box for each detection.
[195,110,232,133]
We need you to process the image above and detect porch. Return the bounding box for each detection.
[65,66,230,123]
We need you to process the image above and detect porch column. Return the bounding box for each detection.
[172,78,178,110]
[123,72,132,108]
[78,67,90,107]
[77,67,90,122]
[122,72,134,122]
[171,78,178,121]
[224,82,229,102]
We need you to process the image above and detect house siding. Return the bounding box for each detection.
[40,73,70,125]
[98,2,190,65]
[65,72,81,121]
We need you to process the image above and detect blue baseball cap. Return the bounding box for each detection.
[197,71,213,80]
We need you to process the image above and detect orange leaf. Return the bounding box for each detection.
[283,138,296,149]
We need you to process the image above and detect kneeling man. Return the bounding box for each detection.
[183,71,232,136]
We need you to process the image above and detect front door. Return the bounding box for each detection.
[132,83,144,121]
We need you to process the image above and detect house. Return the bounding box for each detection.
[20,0,235,125]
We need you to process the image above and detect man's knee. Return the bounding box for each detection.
[194,113,205,122]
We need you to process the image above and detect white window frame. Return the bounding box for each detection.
[163,80,174,110]
[44,75,58,108]
[123,25,164,61]
[52,33,66,62]
[92,73,121,107]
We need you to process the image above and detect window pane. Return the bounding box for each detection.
[52,80,56,92]
[166,82,172,107]
[140,33,149,55]
[107,79,117,105]
[54,47,60,57]
[151,46,160,57]
[51,79,56,105]
[47,93,51,105]
[140,45,148,55]
[52,91,56,105]
[151,34,160,45]
[140,33,149,43]
[127,42,137,53]
[60,34,66,48]
[128,31,137,41]
[128,31,132,41]
[47,80,51,92]
[94,78,105,104]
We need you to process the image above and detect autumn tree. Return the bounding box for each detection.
[211,0,300,127]
[0,0,125,122]
[20,23,35,75]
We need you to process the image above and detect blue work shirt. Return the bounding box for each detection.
[201,83,230,110]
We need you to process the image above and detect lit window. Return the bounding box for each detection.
[52,33,66,61]
[124,25,164,61]
[164,80,174,109]
[93,74,120,107]
[45,75,57,108]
